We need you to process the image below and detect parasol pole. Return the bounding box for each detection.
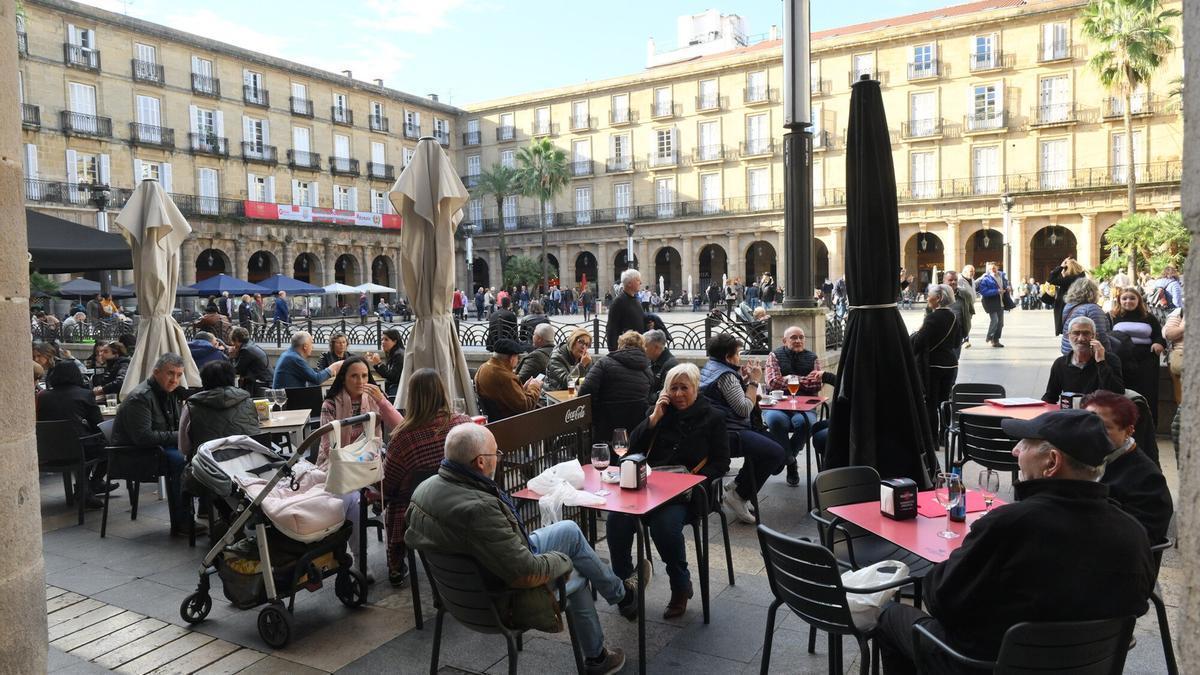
[782,0,816,308]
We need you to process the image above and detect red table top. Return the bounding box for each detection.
[959,402,1060,420]
[827,491,1007,564]
[760,395,827,412]
[512,465,705,516]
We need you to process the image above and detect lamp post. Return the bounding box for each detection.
[89,182,113,297]
[464,223,475,291]
[624,220,636,270]
[783,0,816,308]
[1001,192,1014,281]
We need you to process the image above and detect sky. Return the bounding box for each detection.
[78,0,959,105]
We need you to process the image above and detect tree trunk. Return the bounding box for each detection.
[1124,86,1137,278]
[495,195,507,287]
[539,198,548,295]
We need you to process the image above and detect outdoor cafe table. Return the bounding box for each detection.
[259,408,311,448]
[957,402,1060,420]
[544,389,575,404]
[513,465,705,674]
[759,395,827,511]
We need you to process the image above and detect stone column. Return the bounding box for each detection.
[557,244,570,285]
[180,237,198,287]
[488,249,501,289]
[637,238,650,274]
[233,239,247,280]
[280,236,292,277]
[727,233,740,280]
[1,4,47,667]
[596,241,609,290]
[680,236,695,297]
[1179,5,1199,667]
[322,238,336,285]
[774,229,787,294]
[359,246,371,286]
[1077,213,1097,269]
[942,218,961,275]
[1008,216,1025,288]
[827,225,846,281]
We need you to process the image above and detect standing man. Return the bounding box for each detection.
[273,290,290,324]
[217,291,232,317]
[944,270,976,348]
[976,262,1011,348]
[86,293,102,323]
[475,286,486,321]
[581,285,594,322]
[606,270,646,352]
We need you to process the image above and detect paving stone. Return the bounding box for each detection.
[191,647,269,675]
[143,637,241,675]
[666,595,774,663]
[271,605,414,672]
[49,605,127,641]
[118,631,216,675]
[48,562,139,597]
[52,611,146,652]
[646,645,748,675]
[69,618,168,661]
[93,624,188,670]
[47,591,89,613]
[235,655,330,675]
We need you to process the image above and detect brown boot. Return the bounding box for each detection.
[663,588,693,619]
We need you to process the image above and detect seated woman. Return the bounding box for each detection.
[37,361,110,503]
[91,341,130,398]
[178,360,261,459]
[578,330,655,448]
[607,363,729,620]
[700,333,786,525]
[319,356,404,572]
[318,332,355,370]
[545,328,593,390]
[368,328,405,398]
[383,368,471,586]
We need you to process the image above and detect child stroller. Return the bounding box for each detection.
[178,414,374,648]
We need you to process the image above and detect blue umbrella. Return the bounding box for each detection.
[183,273,269,297]
[53,277,135,298]
[254,273,324,295]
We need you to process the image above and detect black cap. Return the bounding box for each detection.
[1000,409,1113,467]
[492,338,529,356]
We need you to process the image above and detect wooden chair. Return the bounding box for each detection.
[36,420,104,525]
[913,617,1135,674]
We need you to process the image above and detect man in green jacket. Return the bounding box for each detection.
[406,424,644,675]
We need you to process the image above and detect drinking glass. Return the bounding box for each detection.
[591,443,612,496]
[105,394,118,409]
[611,428,629,459]
[273,388,288,412]
[978,468,1000,511]
[933,472,963,539]
[786,375,801,398]
[451,397,467,415]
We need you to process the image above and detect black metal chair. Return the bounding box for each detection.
[913,616,1135,674]
[757,524,914,675]
[1150,538,1178,675]
[284,385,324,430]
[36,420,105,525]
[958,413,1020,485]
[407,468,440,630]
[100,444,167,538]
[938,383,1006,470]
[1125,389,1160,467]
[418,550,585,675]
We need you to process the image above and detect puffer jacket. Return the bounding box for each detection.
[545,343,592,390]
[185,386,261,453]
[515,345,553,384]
[578,347,654,445]
[95,355,130,395]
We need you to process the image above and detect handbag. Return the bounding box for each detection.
[841,560,910,631]
[324,413,384,495]
[1002,290,1015,311]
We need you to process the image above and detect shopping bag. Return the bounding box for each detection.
[840,560,910,631]
[528,459,586,493]
[324,413,383,495]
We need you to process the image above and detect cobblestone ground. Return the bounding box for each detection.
[41,308,1179,674]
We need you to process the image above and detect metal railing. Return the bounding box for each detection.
[1032,103,1077,125]
[907,61,940,80]
[738,139,775,157]
[188,133,229,156]
[693,145,725,163]
[462,173,480,188]
[17,31,27,56]
[21,103,40,129]
[812,130,831,150]
[531,122,557,136]
[329,157,360,176]
[695,95,724,112]
[569,116,595,131]
[243,86,269,108]
[369,115,389,132]
[1104,96,1153,118]
[744,86,776,104]
[404,122,420,139]
[570,160,594,177]
[368,163,394,181]
[648,151,678,168]
[1038,41,1071,62]
[171,194,243,218]
[63,44,100,70]
[609,109,635,125]
[60,111,112,138]
[496,125,516,141]
[290,96,314,117]
[901,118,943,139]
[332,107,354,126]
[287,149,322,170]
[191,73,220,98]
[129,123,175,149]
[131,59,164,85]
[969,51,1009,71]
[965,110,1006,132]
[651,102,681,119]
[242,143,278,164]
[811,79,830,96]
[605,157,633,173]
[434,130,451,146]
[462,130,481,145]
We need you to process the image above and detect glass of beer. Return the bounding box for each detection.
[786,375,801,398]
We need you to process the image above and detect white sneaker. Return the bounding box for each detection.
[724,488,757,524]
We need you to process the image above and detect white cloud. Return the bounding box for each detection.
[354,0,471,34]
[158,9,291,57]
[306,42,415,87]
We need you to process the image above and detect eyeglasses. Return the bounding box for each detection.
[475,450,505,459]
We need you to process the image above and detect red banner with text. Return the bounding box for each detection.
[242,201,401,229]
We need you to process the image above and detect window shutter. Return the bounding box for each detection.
[215,111,225,138]
[262,119,270,145]
[966,85,975,118]
[291,179,300,205]
[24,144,37,179]
[247,172,256,200]
[68,24,78,45]
[86,29,96,49]
[267,176,276,202]
[931,42,938,64]
[243,115,253,143]
[66,150,78,183]
[348,187,358,211]
[161,163,173,192]
[99,154,110,184]
[996,79,1005,115]
[189,105,199,135]
[311,183,319,206]
[133,158,143,183]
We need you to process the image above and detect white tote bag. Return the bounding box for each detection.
[323,412,384,495]
[840,560,910,632]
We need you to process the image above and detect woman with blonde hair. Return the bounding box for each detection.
[1049,257,1088,335]
[546,327,594,389]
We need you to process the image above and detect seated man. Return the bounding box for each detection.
[475,339,542,420]
[228,327,272,397]
[273,331,343,389]
[406,424,640,675]
[876,409,1155,673]
[188,331,227,368]
[516,323,556,384]
[1042,316,1124,404]
[486,297,519,351]
[112,353,199,535]
[763,326,836,487]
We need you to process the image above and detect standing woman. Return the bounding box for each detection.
[1059,277,1113,355]
[975,262,1011,348]
[911,285,960,436]
[1049,257,1087,335]
[237,294,254,330]
[1110,288,1167,424]
[368,328,405,398]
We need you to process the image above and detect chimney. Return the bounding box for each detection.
[341,70,352,79]
[429,93,439,102]
[769,24,779,40]
[373,78,383,88]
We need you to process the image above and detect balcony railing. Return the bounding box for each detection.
[496,125,516,142]
[1038,41,1071,62]
[744,87,776,104]
[1032,103,1077,126]
[60,111,112,138]
[21,103,40,129]
[531,122,557,136]
[369,115,389,132]
[462,173,480,188]
[434,130,451,146]
[332,107,354,126]
[17,31,26,56]
[131,59,164,85]
[172,194,245,218]
[811,79,831,97]
[570,116,595,131]
[403,122,420,139]
[651,102,681,119]
[570,160,595,177]
[812,130,831,150]
[692,145,725,163]
[63,44,100,71]
[695,95,724,112]
[241,143,278,165]
[609,109,636,125]
[287,149,321,170]
[969,50,1010,71]
[965,110,1007,132]
[290,97,314,117]
[129,123,175,149]
[901,118,943,139]
[738,139,775,158]
[188,133,229,156]
[243,86,269,108]
[1104,96,1153,119]
[907,61,940,80]
[462,130,481,146]
[368,162,395,181]
[191,73,220,98]
[648,151,678,168]
[605,157,633,173]
[330,157,360,176]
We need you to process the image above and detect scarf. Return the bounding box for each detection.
[330,390,384,446]
[440,458,531,548]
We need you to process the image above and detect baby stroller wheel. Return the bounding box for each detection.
[257,602,292,648]
[336,569,368,608]
[180,592,212,624]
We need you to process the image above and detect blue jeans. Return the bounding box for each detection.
[528,520,625,659]
[606,503,691,592]
[732,429,787,500]
[763,410,817,460]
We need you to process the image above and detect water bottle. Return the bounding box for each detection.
[948,466,967,522]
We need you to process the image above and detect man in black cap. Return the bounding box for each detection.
[475,338,542,420]
[875,409,1155,674]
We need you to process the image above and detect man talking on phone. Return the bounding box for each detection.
[1042,316,1124,404]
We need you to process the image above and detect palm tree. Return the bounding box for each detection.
[471,164,521,284]
[1081,0,1179,267]
[516,138,569,294]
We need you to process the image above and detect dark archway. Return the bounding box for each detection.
[745,241,777,283]
[293,252,321,284]
[613,250,638,288]
[966,228,1005,271]
[698,243,727,292]
[472,257,490,291]
[537,253,561,288]
[903,232,945,288]
[814,239,830,289]
[653,246,682,297]
[334,254,360,285]
[1030,226,1078,283]
[371,255,392,287]
[575,251,598,291]
[247,250,278,283]
[196,248,229,282]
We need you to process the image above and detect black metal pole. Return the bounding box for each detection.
[783,124,816,308]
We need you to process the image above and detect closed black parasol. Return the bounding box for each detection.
[26,208,132,273]
[824,76,937,487]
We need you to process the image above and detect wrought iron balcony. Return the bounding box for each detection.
[692,145,725,163]
[290,97,314,117]
[811,79,831,96]
[369,115,389,132]
[368,162,395,181]
[650,102,680,119]
[129,123,175,149]
[332,107,354,126]
[21,103,40,129]
[243,86,269,108]
[287,149,321,170]
[907,61,940,81]
[241,143,278,165]
[60,111,112,138]
[743,87,776,105]
[189,133,229,156]
[1031,103,1077,126]
[969,50,1011,72]
[738,140,775,158]
[812,130,831,150]
[435,130,451,146]
[531,122,557,137]
[965,111,1007,133]
[901,118,943,139]
[648,151,678,168]
[1037,41,1072,62]
[605,157,633,173]
[496,125,516,142]
[1104,96,1153,119]
[570,116,595,131]
[570,160,595,177]
[403,122,420,139]
[191,73,220,98]
[63,44,100,70]
[695,95,725,112]
[462,130,481,146]
[609,109,636,125]
[131,59,164,85]
[462,173,480,188]
[330,157,360,176]
[17,31,26,56]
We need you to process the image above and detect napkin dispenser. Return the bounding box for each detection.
[620,453,648,489]
[880,478,918,520]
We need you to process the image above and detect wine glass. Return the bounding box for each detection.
[933,472,963,539]
[786,375,801,399]
[273,388,288,414]
[591,443,612,496]
[978,468,1000,511]
[451,397,467,415]
[611,428,629,459]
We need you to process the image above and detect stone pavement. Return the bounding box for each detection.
[39,307,1179,673]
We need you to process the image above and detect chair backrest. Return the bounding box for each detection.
[419,551,508,635]
[959,414,1020,473]
[812,465,881,540]
[98,419,115,444]
[949,383,1007,420]
[756,524,859,637]
[1124,390,1160,466]
[284,386,324,418]
[994,617,1134,675]
[35,420,84,466]
[105,445,164,482]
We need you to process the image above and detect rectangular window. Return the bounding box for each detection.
[746,70,766,101]
[1111,130,1145,183]
[133,43,158,80]
[135,95,161,127]
[655,128,675,162]
[611,133,630,170]
[68,82,96,115]
[74,152,99,183]
[575,186,592,224]
[909,91,936,136]
[291,82,308,100]
[191,56,213,77]
[244,117,267,152]
[293,126,310,152]
[746,114,767,153]
[653,87,672,117]
[972,146,1000,194]
[193,106,217,136]
[534,107,550,134]
[911,44,935,78]
[910,151,936,198]
[1040,138,1068,189]
[371,100,384,119]
[1039,75,1070,121]
[571,100,589,129]
[434,118,448,141]
[972,34,997,70]
[614,182,632,219]
[137,160,160,182]
[334,134,350,159]
[334,185,353,210]
[243,69,266,104]
[1041,22,1069,60]
[295,180,313,207]
[698,78,718,110]
[403,147,415,167]
[467,198,482,223]
[655,177,676,218]
[748,167,769,211]
[372,189,389,214]
[67,24,95,49]
[852,53,875,80]
[499,111,515,138]
[249,174,269,202]
[467,154,481,177]
[700,173,720,214]
[611,93,629,123]
[971,84,1000,129]
[198,167,219,215]
[810,60,821,94]
[502,195,518,229]
[572,139,590,175]
[467,118,479,134]
[333,93,349,123]
[371,141,386,165]
[405,110,421,136]
[698,121,719,159]
[500,149,515,169]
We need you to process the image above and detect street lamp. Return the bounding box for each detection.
[89,183,113,296]
[782,0,816,308]
[624,220,636,270]
[1000,192,1015,280]
[464,222,475,289]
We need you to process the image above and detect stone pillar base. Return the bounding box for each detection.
[768,305,829,357]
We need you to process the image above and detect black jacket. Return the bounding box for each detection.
[318,350,355,371]
[486,308,519,350]
[606,292,645,351]
[578,347,654,445]
[911,307,960,369]
[38,363,103,442]
[1103,447,1173,544]
[94,356,130,395]
[649,349,679,394]
[1048,267,1087,335]
[238,302,253,328]
[112,377,182,448]
[374,345,405,396]
[516,345,554,384]
[629,397,729,481]
[1041,352,1125,403]
[923,479,1154,661]
[233,341,272,396]
[518,314,550,343]
[185,386,261,454]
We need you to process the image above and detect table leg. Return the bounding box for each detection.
[636,524,646,675]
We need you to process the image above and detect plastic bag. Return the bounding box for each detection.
[840,560,910,632]
[538,482,605,523]
[325,414,383,495]
[528,459,586,494]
